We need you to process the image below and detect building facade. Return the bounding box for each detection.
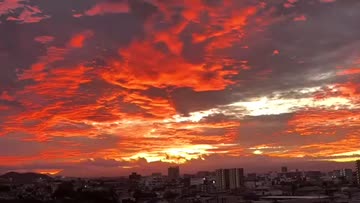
[356,160,360,185]
[168,166,180,180]
[216,168,244,191]
[339,169,353,182]
[216,169,230,191]
[229,168,244,189]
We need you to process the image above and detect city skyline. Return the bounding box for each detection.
[0,0,359,177]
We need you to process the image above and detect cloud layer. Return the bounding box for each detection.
[0,0,359,176]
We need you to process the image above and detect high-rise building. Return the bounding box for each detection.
[281,166,288,173]
[168,166,180,180]
[356,160,360,185]
[229,168,244,189]
[215,169,230,191]
[216,168,244,191]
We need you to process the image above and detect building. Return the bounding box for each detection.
[331,170,341,178]
[229,168,244,189]
[129,172,141,181]
[339,169,353,182]
[129,172,141,188]
[190,177,205,186]
[281,166,288,173]
[247,173,257,181]
[168,166,180,180]
[356,160,360,185]
[282,171,303,179]
[144,173,165,189]
[304,171,322,180]
[216,168,244,191]
[151,172,162,177]
[216,169,230,191]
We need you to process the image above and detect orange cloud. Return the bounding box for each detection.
[338,67,360,76]
[190,5,258,54]
[35,169,63,175]
[268,134,360,159]
[288,109,359,136]
[101,41,238,92]
[3,0,357,171]
[0,150,83,166]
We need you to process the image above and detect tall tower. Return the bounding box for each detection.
[356,160,360,185]
[229,168,244,189]
[168,166,180,180]
[215,169,230,191]
[281,166,288,173]
[216,168,244,191]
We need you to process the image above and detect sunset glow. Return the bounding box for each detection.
[0,0,359,176]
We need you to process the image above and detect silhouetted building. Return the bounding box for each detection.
[282,171,303,179]
[129,172,141,181]
[305,171,322,180]
[216,168,244,191]
[168,166,180,180]
[151,172,162,177]
[356,160,360,185]
[281,166,288,173]
[129,172,141,188]
[216,169,230,191]
[247,173,257,181]
[229,168,244,189]
[331,170,341,178]
[340,169,353,182]
[145,173,165,189]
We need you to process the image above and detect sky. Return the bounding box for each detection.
[0,0,359,177]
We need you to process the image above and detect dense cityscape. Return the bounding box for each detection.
[0,160,360,203]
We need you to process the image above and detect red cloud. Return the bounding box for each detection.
[293,15,307,21]
[273,49,280,55]
[283,0,298,8]
[288,109,360,136]
[34,36,54,44]
[5,0,357,170]
[84,1,130,16]
[2,1,49,23]
[69,30,94,48]
[0,91,14,101]
[100,41,239,92]
[338,67,360,76]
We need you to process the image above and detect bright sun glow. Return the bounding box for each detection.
[123,145,216,164]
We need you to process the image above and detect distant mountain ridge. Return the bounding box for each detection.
[0,172,52,183]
